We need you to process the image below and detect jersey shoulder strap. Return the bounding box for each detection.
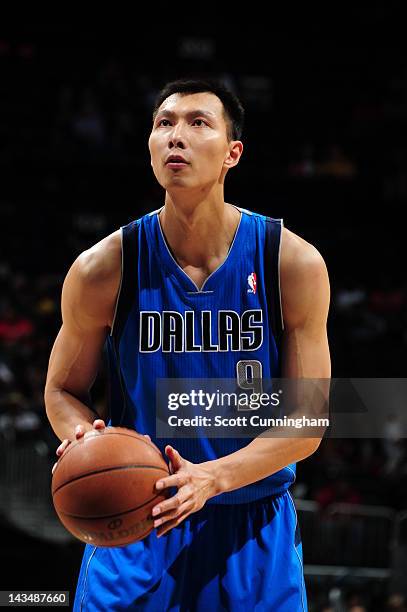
[110,219,140,344]
[104,219,140,425]
[263,216,284,353]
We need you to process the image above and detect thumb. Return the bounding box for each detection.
[165,445,184,471]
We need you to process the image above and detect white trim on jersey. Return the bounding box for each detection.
[287,491,307,612]
[148,206,164,216]
[109,227,124,337]
[156,204,243,294]
[278,219,285,332]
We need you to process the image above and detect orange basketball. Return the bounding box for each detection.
[51,427,169,547]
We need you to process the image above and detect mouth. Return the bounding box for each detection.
[166,161,189,169]
[165,155,190,168]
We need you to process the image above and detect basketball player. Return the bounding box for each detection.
[44,79,331,611]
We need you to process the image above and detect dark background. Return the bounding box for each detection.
[1,15,406,611]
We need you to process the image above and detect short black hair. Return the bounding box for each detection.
[152,78,245,141]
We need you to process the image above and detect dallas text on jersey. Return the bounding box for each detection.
[139,309,264,353]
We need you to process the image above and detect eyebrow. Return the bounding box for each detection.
[155,109,216,121]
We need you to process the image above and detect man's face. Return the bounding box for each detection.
[148,92,240,191]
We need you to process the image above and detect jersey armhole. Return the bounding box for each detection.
[109,220,139,343]
[278,219,285,333]
[109,228,124,338]
[264,216,285,343]
[105,220,139,426]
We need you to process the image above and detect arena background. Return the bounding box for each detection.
[0,15,406,611]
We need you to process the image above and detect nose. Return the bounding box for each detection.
[168,122,186,150]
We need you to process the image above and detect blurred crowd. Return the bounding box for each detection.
[1,23,406,610]
[1,29,407,509]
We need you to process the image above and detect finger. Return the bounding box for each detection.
[144,434,151,442]
[154,499,193,529]
[152,485,192,518]
[151,491,193,527]
[165,445,184,469]
[93,420,106,430]
[155,472,190,492]
[75,425,85,439]
[56,439,70,456]
[52,462,58,475]
[156,507,192,537]
[84,428,104,441]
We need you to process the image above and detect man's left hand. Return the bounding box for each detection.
[151,445,217,537]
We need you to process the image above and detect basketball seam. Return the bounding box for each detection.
[52,464,169,496]
[55,431,163,467]
[58,492,163,520]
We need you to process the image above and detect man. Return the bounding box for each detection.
[45,78,330,611]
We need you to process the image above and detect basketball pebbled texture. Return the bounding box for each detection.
[52,427,170,547]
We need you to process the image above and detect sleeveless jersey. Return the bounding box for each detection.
[104,204,296,503]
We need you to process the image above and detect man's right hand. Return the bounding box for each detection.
[52,419,106,475]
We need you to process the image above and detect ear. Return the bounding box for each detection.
[147,134,154,167]
[224,141,243,169]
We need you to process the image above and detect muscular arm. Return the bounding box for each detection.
[205,227,331,495]
[44,231,121,442]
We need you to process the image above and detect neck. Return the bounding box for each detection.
[159,189,241,271]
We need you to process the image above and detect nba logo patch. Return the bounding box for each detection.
[247,272,257,294]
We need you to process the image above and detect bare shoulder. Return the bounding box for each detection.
[76,229,122,283]
[280,226,328,281]
[280,226,330,328]
[63,229,122,329]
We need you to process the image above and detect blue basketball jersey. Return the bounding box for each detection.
[105,204,296,503]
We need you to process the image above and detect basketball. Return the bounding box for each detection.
[51,427,170,547]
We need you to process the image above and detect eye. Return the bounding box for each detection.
[192,119,207,126]
[157,119,171,127]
